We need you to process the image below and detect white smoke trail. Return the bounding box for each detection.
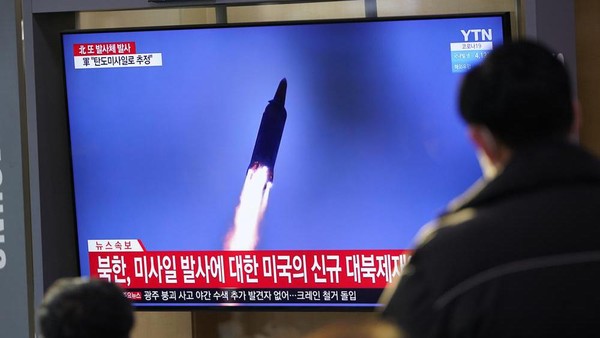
[224,165,272,251]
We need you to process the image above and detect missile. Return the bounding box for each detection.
[248,78,288,182]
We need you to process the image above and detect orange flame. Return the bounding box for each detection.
[224,165,272,251]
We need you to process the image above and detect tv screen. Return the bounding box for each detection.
[61,13,510,309]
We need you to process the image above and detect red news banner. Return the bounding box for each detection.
[73,42,136,56]
[88,240,411,305]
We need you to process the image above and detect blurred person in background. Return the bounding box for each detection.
[38,277,134,338]
[303,318,405,338]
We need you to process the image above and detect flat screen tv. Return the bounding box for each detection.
[61,13,510,309]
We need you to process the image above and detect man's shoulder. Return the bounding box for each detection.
[411,177,600,287]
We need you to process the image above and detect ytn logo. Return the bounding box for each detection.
[461,29,493,41]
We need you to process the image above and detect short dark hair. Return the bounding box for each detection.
[38,278,134,338]
[459,40,574,148]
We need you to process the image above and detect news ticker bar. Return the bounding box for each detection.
[125,288,384,305]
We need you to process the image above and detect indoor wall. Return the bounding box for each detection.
[575,0,600,156]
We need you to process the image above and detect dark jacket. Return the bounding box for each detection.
[381,141,600,338]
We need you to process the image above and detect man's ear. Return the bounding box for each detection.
[467,125,501,163]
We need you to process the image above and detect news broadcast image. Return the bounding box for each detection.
[62,15,507,308]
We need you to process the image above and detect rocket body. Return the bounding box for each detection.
[248,79,288,182]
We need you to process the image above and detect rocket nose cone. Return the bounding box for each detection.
[272,78,287,106]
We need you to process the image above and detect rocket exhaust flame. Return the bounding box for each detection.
[224,165,271,251]
[224,79,287,251]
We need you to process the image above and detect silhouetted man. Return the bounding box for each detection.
[381,40,600,337]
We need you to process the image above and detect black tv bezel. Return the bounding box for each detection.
[60,11,512,312]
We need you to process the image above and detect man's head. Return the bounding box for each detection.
[458,40,579,176]
[38,277,134,338]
